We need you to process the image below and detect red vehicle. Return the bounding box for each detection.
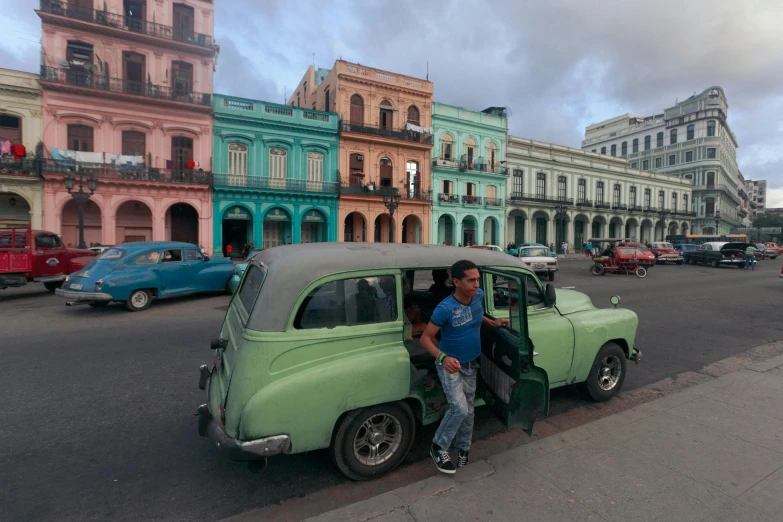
[648,241,684,265]
[616,241,657,268]
[763,242,782,259]
[591,244,648,278]
[0,222,95,291]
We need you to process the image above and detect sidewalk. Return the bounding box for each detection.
[307,354,783,522]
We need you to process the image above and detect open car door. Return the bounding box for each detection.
[479,269,549,434]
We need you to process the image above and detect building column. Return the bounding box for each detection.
[152,199,165,241]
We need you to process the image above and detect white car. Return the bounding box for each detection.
[517,245,558,281]
[469,244,504,253]
[88,245,113,257]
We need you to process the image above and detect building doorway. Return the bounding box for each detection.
[462,216,476,246]
[221,206,252,257]
[301,209,327,243]
[344,212,366,242]
[263,208,291,248]
[115,200,152,243]
[167,203,199,244]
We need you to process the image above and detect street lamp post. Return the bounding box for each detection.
[714,210,721,238]
[658,208,669,241]
[555,200,568,252]
[382,188,402,243]
[64,169,97,249]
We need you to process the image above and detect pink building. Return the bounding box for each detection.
[37,0,216,250]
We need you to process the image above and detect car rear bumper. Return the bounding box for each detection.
[197,404,291,461]
[719,259,746,265]
[55,288,113,303]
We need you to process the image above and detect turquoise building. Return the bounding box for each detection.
[431,103,508,246]
[212,94,340,255]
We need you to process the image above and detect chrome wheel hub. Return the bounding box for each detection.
[353,413,402,466]
[132,292,147,307]
[598,355,621,391]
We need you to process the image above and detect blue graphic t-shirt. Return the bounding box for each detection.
[430,288,484,363]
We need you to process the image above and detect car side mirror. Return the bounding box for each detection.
[545,283,556,306]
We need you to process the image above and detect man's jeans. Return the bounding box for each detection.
[745,254,755,269]
[433,363,477,452]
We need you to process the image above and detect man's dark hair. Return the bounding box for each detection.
[451,260,478,281]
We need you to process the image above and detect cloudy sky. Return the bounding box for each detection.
[2,0,781,205]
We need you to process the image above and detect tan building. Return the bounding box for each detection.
[0,68,44,228]
[289,61,434,243]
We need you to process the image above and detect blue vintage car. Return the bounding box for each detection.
[55,241,234,311]
[228,248,264,294]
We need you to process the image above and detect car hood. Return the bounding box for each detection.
[655,249,678,255]
[234,262,249,274]
[520,256,557,264]
[554,288,595,315]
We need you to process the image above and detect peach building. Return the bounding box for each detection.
[290,61,433,243]
[36,0,216,250]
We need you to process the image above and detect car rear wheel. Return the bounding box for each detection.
[578,342,627,401]
[43,281,62,292]
[126,289,152,312]
[331,402,414,481]
[590,263,605,276]
[771,255,778,260]
[548,271,556,282]
[711,259,720,268]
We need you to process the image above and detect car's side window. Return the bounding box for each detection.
[524,274,545,308]
[36,234,57,249]
[294,276,397,330]
[136,251,161,264]
[185,248,203,261]
[162,249,183,262]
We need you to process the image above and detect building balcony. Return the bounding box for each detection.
[485,198,504,207]
[38,0,215,56]
[402,190,432,201]
[39,66,211,112]
[628,205,643,212]
[510,193,574,205]
[41,159,210,185]
[462,195,483,205]
[213,173,339,194]
[0,157,38,177]
[437,193,460,204]
[432,157,509,175]
[612,203,628,211]
[594,202,611,209]
[339,185,399,198]
[340,121,433,145]
[692,183,742,205]
[575,199,593,207]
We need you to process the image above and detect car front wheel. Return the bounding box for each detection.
[43,281,63,292]
[126,289,152,312]
[711,259,720,268]
[331,402,414,481]
[548,271,556,282]
[579,342,627,401]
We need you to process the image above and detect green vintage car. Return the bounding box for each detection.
[197,243,640,480]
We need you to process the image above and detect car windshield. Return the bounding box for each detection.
[100,248,125,261]
[617,247,639,256]
[653,243,674,249]
[519,248,550,258]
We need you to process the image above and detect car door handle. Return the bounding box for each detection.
[533,351,539,357]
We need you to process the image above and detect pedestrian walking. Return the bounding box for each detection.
[549,243,555,253]
[744,243,757,270]
[585,241,592,257]
[226,243,233,258]
[420,260,509,473]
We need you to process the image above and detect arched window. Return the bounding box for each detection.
[228,143,248,176]
[0,114,22,143]
[379,99,393,130]
[268,148,287,188]
[350,94,364,125]
[464,137,476,165]
[486,141,497,168]
[122,130,146,156]
[441,133,454,160]
[407,105,420,126]
[406,160,419,196]
[379,157,393,187]
[632,138,639,153]
[68,124,94,152]
[306,152,323,191]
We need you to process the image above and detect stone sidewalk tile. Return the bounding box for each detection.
[303,461,494,522]
[708,370,783,422]
[745,352,783,372]
[738,465,783,519]
[614,412,783,497]
[666,396,783,454]
[407,465,605,522]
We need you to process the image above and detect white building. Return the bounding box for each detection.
[582,86,743,236]
[745,179,767,223]
[505,136,694,248]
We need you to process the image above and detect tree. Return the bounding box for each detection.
[752,214,783,228]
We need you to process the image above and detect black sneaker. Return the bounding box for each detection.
[457,450,469,468]
[430,444,456,474]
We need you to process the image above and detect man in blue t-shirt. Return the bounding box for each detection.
[420,260,509,474]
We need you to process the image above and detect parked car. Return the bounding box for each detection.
[508,243,557,258]
[754,244,767,260]
[675,243,700,262]
[55,241,234,311]
[197,243,640,480]
[686,242,748,268]
[516,245,558,280]
[228,248,265,294]
[649,242,684,265]
[762,242,781,259]
[469,244,504,253]
[0,222,95,291]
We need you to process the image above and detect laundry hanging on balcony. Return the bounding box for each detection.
[405,123,432,134]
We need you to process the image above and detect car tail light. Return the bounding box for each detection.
[95,279,103,291]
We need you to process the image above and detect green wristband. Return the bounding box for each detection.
[438,353,447,364]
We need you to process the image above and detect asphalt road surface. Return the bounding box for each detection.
[2,257,782,521]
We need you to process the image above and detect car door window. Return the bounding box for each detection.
[136,251,161,264]
[185,248,203,261]
[162,249,183,262]
[524,274,545,308]
[487,274,521,334]
[36,234,57,248]
[294,276,396,329]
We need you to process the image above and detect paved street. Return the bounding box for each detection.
[2,257,782,521]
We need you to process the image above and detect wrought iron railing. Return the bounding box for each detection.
[485,198,504,207]
[0,157,38,176]
[213,173,338,193]
[340,122,433,144]
[510,192,574,205]
[402,190,431,200]
[462,195,483,205]
[576,199,593,207]
[612,203,628,210]
[594,202,611,209]
[39,66,212,107]
[39,0,214,49]
[628,205,643,212]
[339,185,400,197]
[41,159,210,184]
[437,193,460,203]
